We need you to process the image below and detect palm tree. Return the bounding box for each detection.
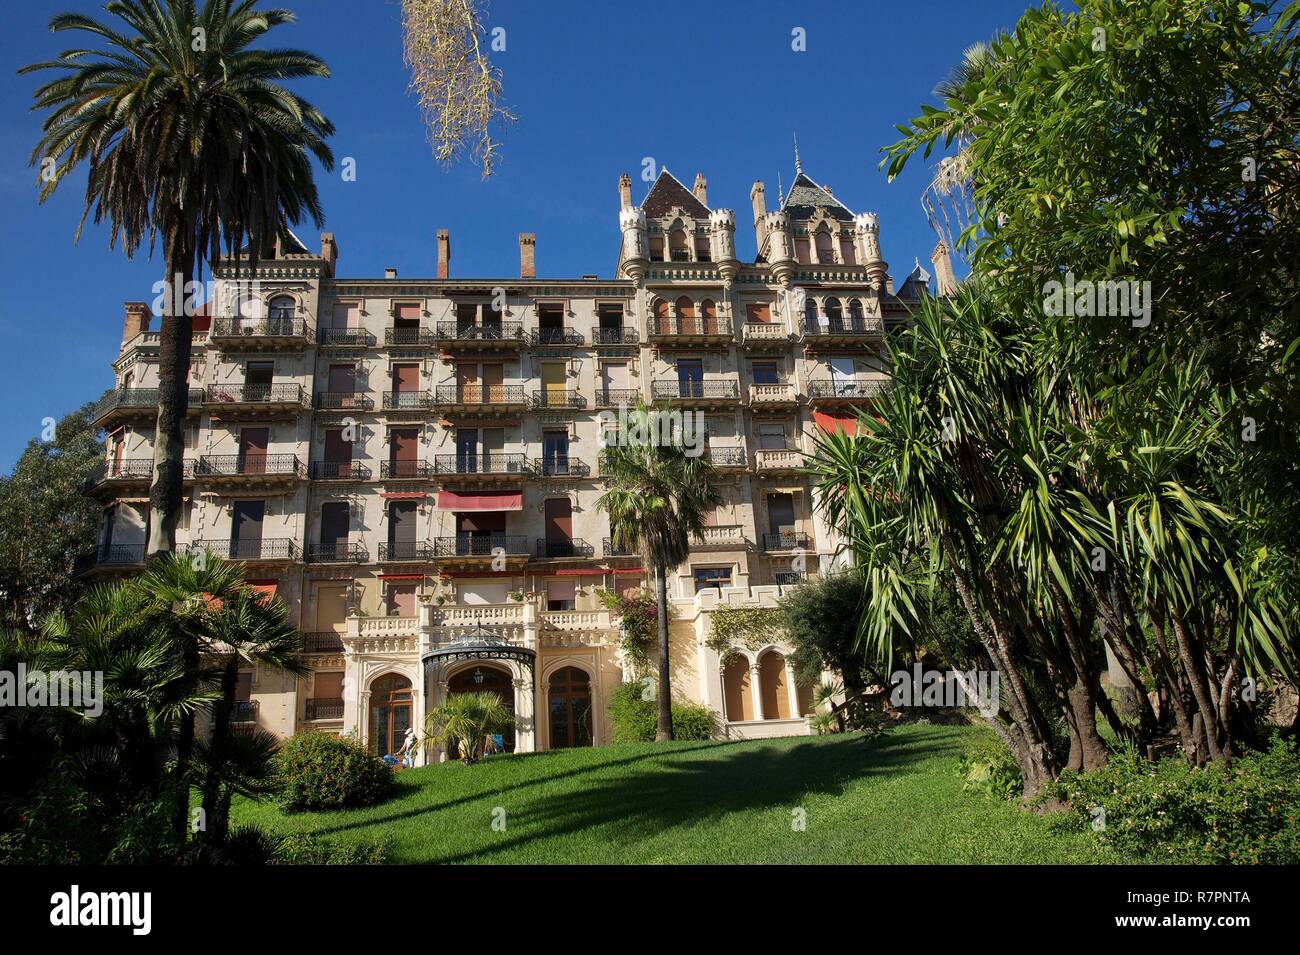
[23,0,334,555]
[425,691,516,763]
[193,728,281,844]
[598,402,722,741]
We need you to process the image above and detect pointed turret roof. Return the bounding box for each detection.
[640,168,710,219]
[782,172,854,221]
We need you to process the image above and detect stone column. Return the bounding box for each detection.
[514,670,536,753]
[749,663,765,721]
[341,612,363,737]
[784,658,801,720]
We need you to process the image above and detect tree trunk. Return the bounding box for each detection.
[172,638,201,843]
[654,562,673,742]
[1168,605,1225,762]
[148,223,194,556]
[201,656,239,844]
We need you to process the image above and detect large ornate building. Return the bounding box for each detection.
[82,160,943,762]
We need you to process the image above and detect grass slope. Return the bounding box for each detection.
[233,724,1125,864]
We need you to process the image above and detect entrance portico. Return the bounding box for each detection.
[423,628,537,759]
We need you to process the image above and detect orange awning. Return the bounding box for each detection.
[814,410,860,435]
[436,490,523,511]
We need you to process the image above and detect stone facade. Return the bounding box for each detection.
[82,162,933,762]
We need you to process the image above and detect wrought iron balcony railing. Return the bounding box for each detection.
[762,531,812,552]
[433,384,526,405]
[378,541,433,562]
[535,538,594,559]
[210,318,309,339]
[530,390,587,410]
[305,698,345,720]
[204,382,305,405]
[594,389,640,408]
[382,390,435,411]
[309,460,370,481]
[231,700,259,722]
[314,391,373,411]
[194,454,302,477]
[536,456,591,478]
[432,535,529,557]
[74,542,147,573]
[380,460,433,480]
[707,446,746,467]
[774,572,807,587]
[799,316,883,337]
[318,327,375,347]
[649,317,731,337]
[433,453,528,475]
[93,387,204,420]
[433,321,524,342]
[592,326,639,345]
[651,379,740,400]
[806,379,891,400]
[97,458,154,481]
[305,542,368,564]
[192,539,298,561]
[384,327,436,347]
[602,537,635,558]
[529,327,585,347]
[303,632,345,653]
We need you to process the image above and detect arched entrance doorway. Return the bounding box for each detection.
[448,664,516,752]
[548,667,593,748]
[369,674,412,757]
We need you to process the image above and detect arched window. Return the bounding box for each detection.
[700,299,718,335]
[368,674,412,757]
[694,233,712,262]
[758,651,791,720]
[815,229,836,264]
[848,298,864,322]
[825,297,843,331]
[804,296,820,331]
[548,667,593,748]
[675,296,696,335]
[268,295,295,321]
[449,664,516,752]
[723,656,753,722]
[653,298,671,335]
[669,229,690,262]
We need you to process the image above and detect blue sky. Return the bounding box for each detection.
[0,0,1033,470]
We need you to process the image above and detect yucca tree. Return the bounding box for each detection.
[23,0,334,556]
[598,402,722,741]
[425,691,515,763]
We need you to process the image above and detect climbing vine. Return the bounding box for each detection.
[705,606,784,659]
[597,588,660,675]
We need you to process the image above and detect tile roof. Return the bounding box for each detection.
[641,169,710,219]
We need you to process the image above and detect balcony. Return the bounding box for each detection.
[378,541,433,562]
[799,315,884,346]
[303,632,345,653]
[754,448,805,475]
[530,390,587,411]
[380,460,434,481]
[92,387,204,428]
[692,525,747,549]
[806,378,891,405]
[529,327,585,347]
[741,322,791,349]
[90,458,152,485]
[433,453,528,479]
[204,382,306,415]
[592,327,638,347]
[432,321,524,350]
[305,542,368,564]
[194,454,303,486]
[535,456,591,478]
[192,538,298,562]
[602,537,637,559]
[647,316,733,346]
[762,531,812,552]
[231,700,260,723]
[318,327,375,348]
[535,538,595,559]
[314,391,373,413]
[309,460,371,481]
[651,378,741,406]
[209,318,312,350]
[749,382,798,408]
[707,446,747,469]
[432,384,526,414]
[594,389,640,409]
[774,571,807,587]
[381,390,435,414]
[384,326,436,348]
[305,698,345,721]
[431,535,530,562]
[74,542,147,575]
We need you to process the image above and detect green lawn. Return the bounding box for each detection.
[233,724,1127,864]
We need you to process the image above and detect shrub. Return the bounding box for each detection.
[1047,736,1300,864]
[958,730,1023,801]
[277,732,396,812]
[609,681,716,742]
[273,831,390,864]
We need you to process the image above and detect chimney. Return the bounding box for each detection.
[693,172,708,206]
[320,232,338,277]
[750,180,767,223]
[122,301,151,346]
[384,267,397,279]
[437,229,451,279]
[618,173,632,210]
[931,240,958,296]
[519,233,536,279]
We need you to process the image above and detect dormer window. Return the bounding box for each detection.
[669,229,690,262]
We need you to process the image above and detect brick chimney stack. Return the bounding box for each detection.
[320,232,338,277]
[693,173,708,206]
[519,233,536,279]
[618,173,632,210]
[437,229,451,279]
[122,302,151,347]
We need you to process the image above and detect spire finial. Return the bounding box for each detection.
[793,132,802,175]
[777,170,785,207]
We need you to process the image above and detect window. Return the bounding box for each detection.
[542,430,569,475]
[693,566,733,593]
[694,234,712,262]
[752,360,779,385]
[268,295,295,321]
[320,502,350,551]
[815,229,836,264]
[758,423,787,450]
[385,584,417,617]
[546,579,576,611]
[669,229,689,262]
[745,303,771,324]
[648,234,665,262]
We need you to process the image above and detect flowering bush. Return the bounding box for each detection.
[277,732,396,812]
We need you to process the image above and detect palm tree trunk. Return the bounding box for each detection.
[148,219,194,556]
[172,637,200,843]
[654,562,673,741]
[201,656,238,843]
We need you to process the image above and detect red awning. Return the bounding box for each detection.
[550,569,609,576]
[381,491,427,499]
[814,410,860,436]
[437,490,523,511]
[246,580,278,604]
[378,573,424,580]
[612,568,645,575]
